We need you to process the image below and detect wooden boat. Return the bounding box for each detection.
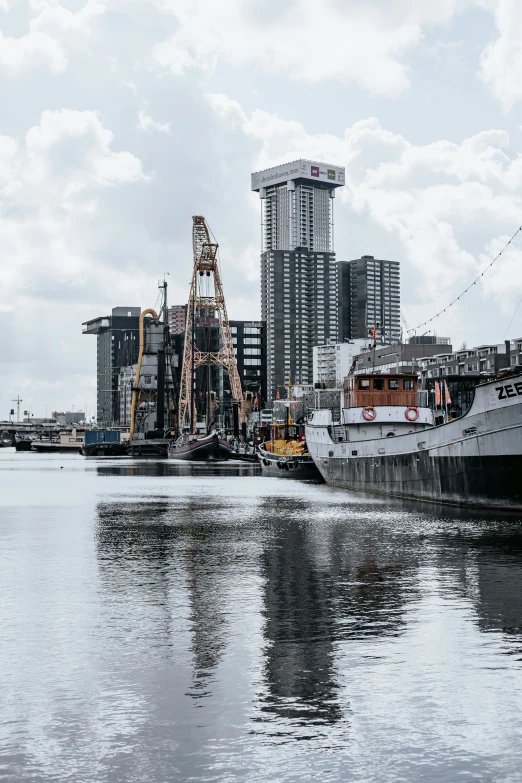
[168,431,231,461]
[257,422,323,481]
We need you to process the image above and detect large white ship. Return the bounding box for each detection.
[305,371,522,509]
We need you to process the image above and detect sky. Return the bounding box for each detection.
[2,0,522,419]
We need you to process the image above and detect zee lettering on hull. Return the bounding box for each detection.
[496,381,522,400]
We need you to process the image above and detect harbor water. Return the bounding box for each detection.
[1,450,522,782]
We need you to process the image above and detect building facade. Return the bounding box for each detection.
[168,305,187,336]
[230,320,266,404]
[52,411,86,425]
[83,307,141,426]
[313,339,369,389]
[338,255,401,344]
[355,337,453,375]
[252,160,345,400]
[418,340,514,379]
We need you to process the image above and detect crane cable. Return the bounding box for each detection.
[408,224,522,334]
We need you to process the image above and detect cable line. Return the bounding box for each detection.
[408,225,522,334]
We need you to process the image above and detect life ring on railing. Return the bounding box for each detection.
[362,406,377,421]
[405,406,420,422]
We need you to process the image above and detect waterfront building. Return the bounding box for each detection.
[338,255,401,344]
[418,339,517,379]
[52,411,86,425]
[313,339,369,389]
[168,305,187,336]
[355,336,452,375]
[230,320,266,404]
[252,159,345,400]
[82,307,141,426]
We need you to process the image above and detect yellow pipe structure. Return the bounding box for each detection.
[129,309,158,441]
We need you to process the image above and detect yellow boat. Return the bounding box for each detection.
[257,421,322,481]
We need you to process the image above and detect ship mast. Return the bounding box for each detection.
[178,216,243,432]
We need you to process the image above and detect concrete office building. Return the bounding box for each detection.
[83,307,141,426]
[168,305,187,336]
[230,320,266,404]
[252,159,345,400]
[52,411,86,425]
[313,339,369,389]
[338,255,401,344]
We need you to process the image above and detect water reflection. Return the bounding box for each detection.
[257,499,420,732]
[442,527,522,638]
[95,459,260,479]
[5,448,522,782]
[94,491,245,701]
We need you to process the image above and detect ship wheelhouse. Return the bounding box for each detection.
[336,373,433,440]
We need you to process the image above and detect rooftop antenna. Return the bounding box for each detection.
[12,396,23,423]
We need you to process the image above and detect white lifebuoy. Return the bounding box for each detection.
[362,406,377,421]
[405,406,419,422]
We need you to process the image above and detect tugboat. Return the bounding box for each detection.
[305,370,522,509]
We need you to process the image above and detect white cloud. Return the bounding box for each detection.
[479,0,522,110]
[0,108,148,308]
[208,94,522,325]
[136,109,172,135]
[153,0,466,96]
[0,0,104,75]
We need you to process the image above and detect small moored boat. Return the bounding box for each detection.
[257,422,323,481]
[168,431,231,461]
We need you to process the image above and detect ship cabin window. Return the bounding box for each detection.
[403,379,414,391]
[358,379,370,390]
[373,378,385,390]
[388,379,400,390]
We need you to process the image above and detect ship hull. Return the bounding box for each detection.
[15,440,33,452]
[82,442,128,457]
[306,377,522,509]
[314,452,522,509]
[257,446,323,481]
[31,443,82,453]
[168,434,231,461]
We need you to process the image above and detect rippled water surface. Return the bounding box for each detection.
[2,450,522,782]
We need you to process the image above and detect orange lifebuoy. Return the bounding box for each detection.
[362,406,377,421]
[405,406,419,422]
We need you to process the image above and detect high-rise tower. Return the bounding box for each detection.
[82,307,141,425]
[338,255,401,344]
[252,160,345,400]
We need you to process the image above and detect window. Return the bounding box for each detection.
[358,379,370,390]
[230,327,237,334]
[388,379,399,390]
[403,379,414,391]
[373,378,385,390]
[144,375,151,384]
[244,348,260,356]
[245,327,260,335]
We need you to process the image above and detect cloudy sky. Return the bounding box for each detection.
[2,0,522,418]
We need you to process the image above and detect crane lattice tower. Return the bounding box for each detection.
[178,215,243,430]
